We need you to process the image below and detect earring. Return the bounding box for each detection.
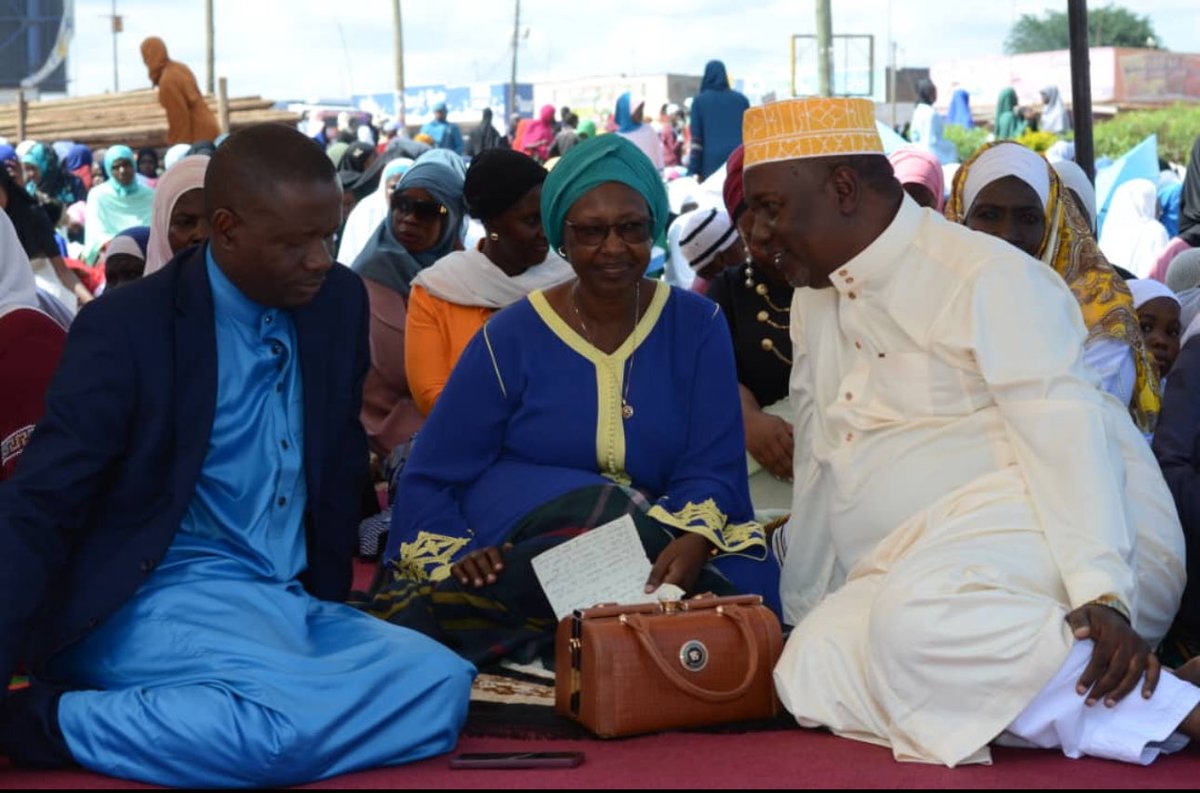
[556,246,567,258]
[744,263,755,289]
[488,232,500,241]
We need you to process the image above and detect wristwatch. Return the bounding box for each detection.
[1088,593,1131,623]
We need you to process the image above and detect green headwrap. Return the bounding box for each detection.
[540,133,668,253]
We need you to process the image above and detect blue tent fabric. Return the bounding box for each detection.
[875,120,910,155]
[1095,134,1159,236]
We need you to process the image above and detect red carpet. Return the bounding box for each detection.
[7,562,1198,787]
[4,729,1200,789]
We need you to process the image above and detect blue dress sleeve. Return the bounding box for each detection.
[645,301,766,558]
[385,322,517,577]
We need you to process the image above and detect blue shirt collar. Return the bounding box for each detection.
[206,245,279,329]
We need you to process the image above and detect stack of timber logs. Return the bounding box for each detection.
[0,89,302,150]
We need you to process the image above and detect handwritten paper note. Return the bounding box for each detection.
[531,515,686,620]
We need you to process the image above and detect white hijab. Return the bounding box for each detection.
[1051,159,1097,230]
[1040,85,1071,135]
[0,212,39,320]
[144,155,210,276]
[1098,178,1170,277]
[411,247,573,309]
[961,142,1050,214]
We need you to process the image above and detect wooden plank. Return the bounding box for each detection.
[0,87,294,150]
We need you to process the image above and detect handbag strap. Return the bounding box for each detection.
[623,607,760,703]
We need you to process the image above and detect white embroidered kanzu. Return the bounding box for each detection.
[774,196,1187,766]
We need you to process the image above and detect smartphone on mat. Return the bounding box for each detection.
[449,751,585,769]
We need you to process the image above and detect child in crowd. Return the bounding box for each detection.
[1130,279,1182,386]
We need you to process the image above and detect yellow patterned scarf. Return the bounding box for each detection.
[946,141,1160,433]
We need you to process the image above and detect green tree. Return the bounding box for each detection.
[1004,5,1161,54]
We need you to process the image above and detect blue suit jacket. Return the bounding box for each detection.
[0,245,370,685]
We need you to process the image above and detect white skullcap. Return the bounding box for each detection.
[677,207,738,273]
[1128,278,1179,310]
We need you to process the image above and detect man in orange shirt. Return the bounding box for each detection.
[140,37,221,146]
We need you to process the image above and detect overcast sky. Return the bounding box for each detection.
[64,1,1200,101]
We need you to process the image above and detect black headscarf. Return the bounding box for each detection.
[463,149,546,221]
[915,77,937,106]
[469,108,508,158]
[1180,134,1200,246]
[0,165,61,259]
[341,142,376,174]
[137,147,160,173]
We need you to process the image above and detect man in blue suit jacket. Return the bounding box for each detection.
[0,124,473,787]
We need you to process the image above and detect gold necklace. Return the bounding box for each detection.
[759,337,792,366]
[744,261,790,363]
[572,280,640,420]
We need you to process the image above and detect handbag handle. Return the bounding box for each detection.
[623,607,760,703]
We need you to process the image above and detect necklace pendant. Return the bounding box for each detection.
[622,401,634,420]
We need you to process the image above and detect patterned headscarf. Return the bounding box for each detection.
[946,140,1160,433]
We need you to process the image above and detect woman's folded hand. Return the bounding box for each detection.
[451,543,513,588]
[645,532,714,595]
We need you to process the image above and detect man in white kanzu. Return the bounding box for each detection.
[745,96,1200,766]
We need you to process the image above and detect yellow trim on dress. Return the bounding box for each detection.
[528,281,669,485]
[647,499,768,560]
[395,530,473,583]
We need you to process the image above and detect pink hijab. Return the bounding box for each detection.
[144,155,209,275]
[888,147,945,212]
[521,104,557,162]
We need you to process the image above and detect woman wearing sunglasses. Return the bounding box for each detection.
[352,149,467,456]
[363,135,780,666]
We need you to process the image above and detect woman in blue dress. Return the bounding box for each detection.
[364,134,781,665]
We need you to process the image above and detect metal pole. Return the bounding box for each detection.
[889,42,898,127]
[508,0,521,122]
[815,0,833,97]
[790,35,796,97]
[205,0,214,95]
[1067,0,1094,183]
[392,0,405,129]
[16,88,27,142]
[111,0,118,92]
[217,76,230,134]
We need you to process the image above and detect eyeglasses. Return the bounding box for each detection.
[565,219,652,247]
[393,197,448,222]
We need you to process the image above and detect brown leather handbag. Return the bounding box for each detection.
[554,594,783,738]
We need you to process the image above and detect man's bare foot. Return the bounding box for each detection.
[1174,658,1200,740]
